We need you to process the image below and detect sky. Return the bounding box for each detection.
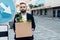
[16,0,45,6]
[29,0,45,5]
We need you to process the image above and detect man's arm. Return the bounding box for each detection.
[12,14,18,32]
[31,15,35,31]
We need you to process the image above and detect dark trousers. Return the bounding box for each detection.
[15,35,34,40]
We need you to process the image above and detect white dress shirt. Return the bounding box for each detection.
[21,13,27,21]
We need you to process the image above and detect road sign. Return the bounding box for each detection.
[0,0,15,24]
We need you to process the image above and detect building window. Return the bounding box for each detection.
[53,10,55,17]
[44,9,47,15]
[40,10,42,15]
[57,10,60,17]
[31,11,33,15]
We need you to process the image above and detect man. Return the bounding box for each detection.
[13,2,35,40]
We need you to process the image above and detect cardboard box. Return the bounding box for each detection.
[15,22,32,38]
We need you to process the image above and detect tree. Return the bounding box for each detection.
[29,4,44,8]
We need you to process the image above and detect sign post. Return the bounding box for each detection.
[0,0,15,24]
[0,0,16,40]
[0,25,8,40]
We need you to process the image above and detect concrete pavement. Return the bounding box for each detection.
[3,16,60,40]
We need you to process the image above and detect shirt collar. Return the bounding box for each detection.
[21,12,27,16]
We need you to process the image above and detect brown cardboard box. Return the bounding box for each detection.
[15,22,32,38]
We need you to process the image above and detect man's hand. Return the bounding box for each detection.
[32,28,35,31]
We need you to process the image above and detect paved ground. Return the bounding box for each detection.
[1,15,60,40]
[34,16,60,40]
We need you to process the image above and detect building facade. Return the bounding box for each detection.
[31,0,60,18]
[45,0,60,7]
